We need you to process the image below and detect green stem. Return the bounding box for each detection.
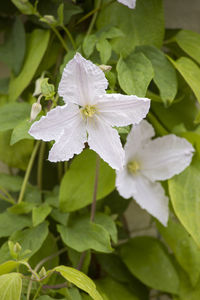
[62,25,76,50]
[147,112,169,136]
[18,141,40,204]
[50,25,69,52]
[0,186,15,204]
[32,284,42,300]
[37,142,46,190]
[86,0,102,36]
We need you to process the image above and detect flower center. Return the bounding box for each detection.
[127,161,140,174]
[81,105,96,118]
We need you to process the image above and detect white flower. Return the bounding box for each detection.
[116,120,194,225]
[29,53,150,170]
[117,0,136,9]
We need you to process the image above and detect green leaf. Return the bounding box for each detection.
[11,0,35,15]
[0,273,22,300]
[0,78,9,95]
[169,56,200,103]
[94,213,117,244]
[175,30,200,64]
[0,131,34,170]
[60,149,115,212]
[57,3,64,25]
[50,208,69,226]
[9,29,50,101]
[96,39,112,64]
[136,45,177,104]
[10,222,49,259]
[32,203,52,227]
[57,215,113,253]
[158,218,200,286]
[117,52,154,97]
[0,17,25,75]
[120,236,179,294]
[0,211,31,238]
[100,27,124,40]
[169,159,200,249]
[83,34,97,58]
[96,277,140,300]
[0,261,20,275]
[30,233,58,271]
[0,102,31,132]
[0,173,23,192]
[97,0,164,56]
[10,119,34,145]
[54,265,103,300]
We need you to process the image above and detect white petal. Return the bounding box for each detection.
[117,0,136,9]
[141,135,194,181]
[116,168,137,199]
[124,120,155,163]
[58,53,108,106]
[96,94,150,127]
[48,116,86,162]
[116,170,169,225]
[29,103,80,142]
[87,115,124,170]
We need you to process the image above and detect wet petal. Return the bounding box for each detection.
[96,94,150,127]
[87,115,124,170]
[141,134,194,181]
[58,53,108,106]
[29,103,80,142]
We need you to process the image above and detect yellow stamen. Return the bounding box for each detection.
[81,105,96,118]
[127,161,140,174]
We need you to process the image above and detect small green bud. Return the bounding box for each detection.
[40,15,57,25]
[8,241,22,259]
[41,78,55,100]
[39,266,47,278]
[99,64,112,72]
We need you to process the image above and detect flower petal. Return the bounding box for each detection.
[87,115,124,170]
[48,115,87,162]
[117,0,136,9]
[141,134,194,181]
[96,94,150,127]
[58,53,108,106]
[124,120,155,163]
[29,104,80,142]
[116,170,169,225]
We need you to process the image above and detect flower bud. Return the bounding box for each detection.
[40,15,57,25]
[8,241,22,259]
[99,65,112,72]
[30,102,42,122]
[39,266,47,278]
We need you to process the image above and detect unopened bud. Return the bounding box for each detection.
[13,242,22,253]
[99,65,112,72]
[39,266,47,278]
[30,102,42,122]
[40,15,57,25]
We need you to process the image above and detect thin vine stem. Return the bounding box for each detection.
[62,25,76,50]
[50,25,69,52]
[86,0,102,36]
[37,141,46,190]
[18,141,40,204]
[0,186,15,204]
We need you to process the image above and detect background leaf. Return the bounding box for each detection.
[0,273,22,300]
[60,149,115,212]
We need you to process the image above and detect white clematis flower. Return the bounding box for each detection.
[117,0,136,9]
[29,53,150,170]
[116,120,194,225]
